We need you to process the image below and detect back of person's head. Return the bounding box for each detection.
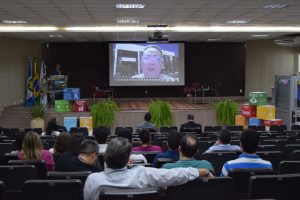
[187,114,194,121]
[240,129,260,154]
[46,117,58,135]
[180,134,199,158]
[66,135,84,155]
[105,137,132,169]
[139,129,151,144]
[15,131,26,151]
[93,126,109,144]
[144,112,151,122]
[79,139,99,156]
[22,131,43,160]
[54,132,71,154]
[168,132,181,150]
[218,130,231,144]
[117,128,132,143]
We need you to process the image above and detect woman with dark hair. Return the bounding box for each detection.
[11,131,26,154]
[49,132,71,161]
[132,129,162,152]
[18,131,55,171]
[42,117,60,136]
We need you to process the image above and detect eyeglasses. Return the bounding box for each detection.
[142,55,162,62]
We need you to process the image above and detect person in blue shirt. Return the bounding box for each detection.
[152,132,181,167]
[204,129,241,153]
[220,129,272,177]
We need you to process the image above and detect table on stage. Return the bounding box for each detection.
[192,88,217,104]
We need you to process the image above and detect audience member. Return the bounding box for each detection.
[50,132,71,161]
[55,139,102,172]
[220,129,272,177]
[42,117,60,136]
[84,137,213,200]
[204,130,241,153]
[179,114,202,134]
[152,132,181,167]
[18,131,55,171]
[132,129,162,152]
[93,126,109,154]
[162,134,214,172]
[117,128,147,163]
[136,112,157,133]
[11,131,26,154]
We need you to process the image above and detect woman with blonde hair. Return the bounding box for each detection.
[18,131,55,171]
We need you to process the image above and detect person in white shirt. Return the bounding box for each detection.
[93,126,109,154]
[84,137,213,200]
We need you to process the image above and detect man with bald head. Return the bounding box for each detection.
[162,134,214,172]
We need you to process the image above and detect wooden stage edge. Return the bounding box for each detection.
[46,96,245,134]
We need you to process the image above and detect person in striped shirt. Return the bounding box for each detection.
[220,129,272,176]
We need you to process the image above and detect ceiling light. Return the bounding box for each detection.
[48,34,63,38]
[2,20,27,24]
[207,38,221,41]
[251,34,269,38]
[226,20,250,24]
[116,4,145,9]
[263,4,287,9]
[117,17,139,24]
[0,26,58,32]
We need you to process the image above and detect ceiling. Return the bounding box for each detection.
[0,0,300,42]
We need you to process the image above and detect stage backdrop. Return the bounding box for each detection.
[41,42,245,98]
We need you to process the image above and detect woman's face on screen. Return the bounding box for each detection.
[141,47,163,78]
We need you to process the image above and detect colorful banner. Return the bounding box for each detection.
[33,57,40,105]
[39,59,48,106]
[25,57,34,106]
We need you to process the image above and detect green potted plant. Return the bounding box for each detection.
[213,99,238,125]
[30,104,46,130]
[148,100,173,128]
[91,100,119,128]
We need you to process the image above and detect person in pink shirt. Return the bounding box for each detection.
[132,129,162,152]
[18,131,55,171]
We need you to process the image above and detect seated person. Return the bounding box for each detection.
[84,137,213,200]
[152,132,181,167]
[132,129,162,152]
[136,112,157,133]
[179,114,202,134]
[11,131,26,154]
[50,132,71,161]
[204,130,241,153]
[55,139,102,172]
[42,117,60,136]
[220,129,272,177]
[117,128,147,164]
[18,131,55,171]
[93,126,109,154]
[162,134,214,172]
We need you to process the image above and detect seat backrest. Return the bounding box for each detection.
[292,150,300,161]
[23,179,83,200]
[291,125,300,131]
[160,126,178,133]
[200,151,238,175]
[256,151,283,172]
[196,140,216,157]
[269,125,287,133]
[100,187,160,200]
[41,138,56,150]
[203,126,222,134]
[4,153,18,163]
[8,160,47,179]
[249,174,300,200]
[156,158,175,168]
[257,145,279,152]
[261,139,288,152]
[0,143,15,156]
[166,177,234,200]
[0,181,6,200]
[279,161,300,174]
[226,125,243,132]
[78,127,89,137]
[248,125,266,132]
[47,171,92,186]
[284,144,300,160]
[131,151,161,163]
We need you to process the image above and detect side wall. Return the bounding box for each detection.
[245,39,295,97]
[0,36,40,115]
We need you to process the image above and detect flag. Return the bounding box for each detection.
[39,59,48,106]
[33,57,40,105]
[25,57,34,106]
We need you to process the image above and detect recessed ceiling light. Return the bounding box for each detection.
[48,34,63,38]
[226,19,250,24]
[207,38,221,41]
[116,4,145,9]
[2,20,27,24]
[117,17,140,24]
[251,34,269,38]
[263,4,287,9]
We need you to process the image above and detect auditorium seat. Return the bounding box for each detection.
[167,177,234,200]
[261,139,289,152]
[291,125,300,132]
[249,174,300,200]
[0,181,6,200]
[257,145,278,152]
[226,125,243,136]
[248,125,266,132]
[292,150,300,160]
[8,160,47,179]
[115,127,133,135]
[160,126,178,133]
[256,151,283,172]
[47,171,92,186]
[4,153,18,163]
[279,161,300,174]
[131,151,161,163]
[0,165,37,200]
[90,84,107,98]
[196,140,216,156]
[0,143,15,156]
[284,144,300,160]
[23,179,83,200]
[155,158,175,168]
[269,125,287,133]
[100,187,161,200]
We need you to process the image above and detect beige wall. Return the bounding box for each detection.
[245,39,295,97]
[0,36,40,115]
